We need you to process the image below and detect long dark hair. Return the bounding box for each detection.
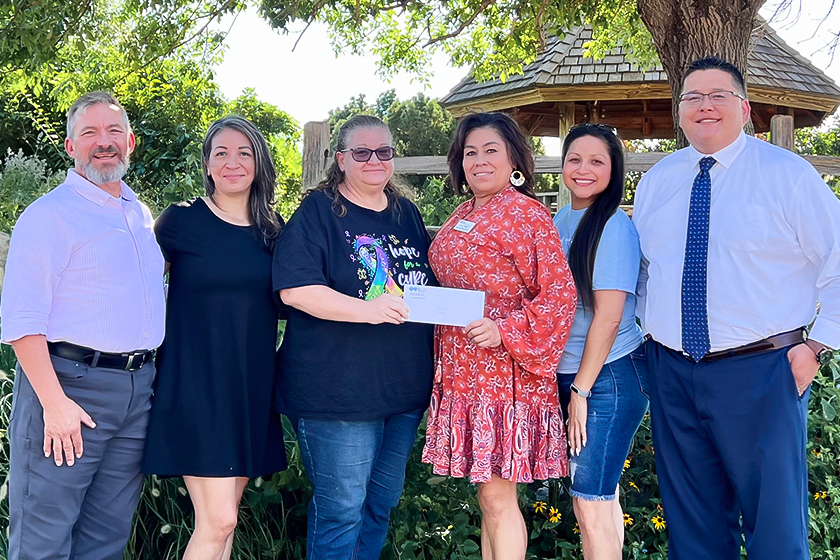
[447,112,537,200]
[562,124,626,310]
[202,116,282,246]
[308,114,411,218]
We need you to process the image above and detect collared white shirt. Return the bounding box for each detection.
[1,169,166,352]
[634,132,840,352]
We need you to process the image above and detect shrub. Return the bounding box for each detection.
[1,346,839,558]
[0,150,64,233]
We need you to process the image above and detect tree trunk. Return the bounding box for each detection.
[637,0,764,148]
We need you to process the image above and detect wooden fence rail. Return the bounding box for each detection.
[301,115,840,215]
[392,153,840,176]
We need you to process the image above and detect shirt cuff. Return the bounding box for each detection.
[808,318,840,350]
[0,319,48,345]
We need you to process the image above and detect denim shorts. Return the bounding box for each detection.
[558,344,649,500]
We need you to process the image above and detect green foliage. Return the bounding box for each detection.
[259,0,657,82]
[415,177,468,227]
[2,350,839,558]
[0,0,240,76]
[583,0,657,66]
[0,150,65,233]
[806,358,840,559]
[796,118,840,195]
[0,1,303,217]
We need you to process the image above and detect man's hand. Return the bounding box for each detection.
[787,343,820,396]
[464,318,502,348]
[43,396,96,466]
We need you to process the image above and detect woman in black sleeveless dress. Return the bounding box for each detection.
[143,116,286,560]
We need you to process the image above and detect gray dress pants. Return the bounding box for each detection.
[7,354,155,560]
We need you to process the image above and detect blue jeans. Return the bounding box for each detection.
[294,408,424,560]
[558,345,649,500]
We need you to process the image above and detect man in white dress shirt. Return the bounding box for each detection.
[634,57,840,560]
[0,91,166,559]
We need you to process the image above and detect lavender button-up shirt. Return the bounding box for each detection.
[1,169,166,352]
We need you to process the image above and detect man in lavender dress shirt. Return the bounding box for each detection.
[0,91,166,560]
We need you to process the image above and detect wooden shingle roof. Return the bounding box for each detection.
[440,25,840,116]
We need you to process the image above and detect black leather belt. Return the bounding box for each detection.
[700,328,806,362]
[48,341,154,371]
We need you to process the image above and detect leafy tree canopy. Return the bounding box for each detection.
[258,0,657,82]
[0,0,301,217]
[0,0,242,79]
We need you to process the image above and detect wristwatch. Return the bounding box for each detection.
[806,339,833,366]
[570,383,592,398]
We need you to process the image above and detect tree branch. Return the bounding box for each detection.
[424,0,497,46]
[116,0,239,82]
[535,0,549,50]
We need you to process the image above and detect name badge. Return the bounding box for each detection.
[453,219,476,233]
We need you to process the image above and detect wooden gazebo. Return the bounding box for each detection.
[440,25,840,142]
[299,25,840,205]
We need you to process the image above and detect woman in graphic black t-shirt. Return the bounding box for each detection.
[273,115,434,560]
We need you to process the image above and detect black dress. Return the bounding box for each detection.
[143,198,287,477]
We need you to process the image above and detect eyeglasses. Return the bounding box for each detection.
[339,146,397,163]
[679,90,745,106]
[569,123,617,134]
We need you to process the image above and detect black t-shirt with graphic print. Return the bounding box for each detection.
[272,189,435,420]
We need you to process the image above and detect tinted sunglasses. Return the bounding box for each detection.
[569,122,618,134]
[339,146,397,163]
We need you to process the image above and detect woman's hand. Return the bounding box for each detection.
[567,392,588,456]
[464,318,502,348]
[365,294,410,325]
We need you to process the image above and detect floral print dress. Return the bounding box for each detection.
[422,186,577,483]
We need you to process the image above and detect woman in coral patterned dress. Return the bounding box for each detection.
[422,112,577,559]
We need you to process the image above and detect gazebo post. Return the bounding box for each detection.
[302,121,331,193]
[557,103,575,209]
[770,114,795,151]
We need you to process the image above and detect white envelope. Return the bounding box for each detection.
[403,285,485,327]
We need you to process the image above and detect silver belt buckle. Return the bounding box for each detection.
[124,353,137,371]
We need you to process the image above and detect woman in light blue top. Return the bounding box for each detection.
[553,123,648,560]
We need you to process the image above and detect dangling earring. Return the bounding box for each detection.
[510,169,525,187]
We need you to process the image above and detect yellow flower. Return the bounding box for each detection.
[813,448,822,457]
[652,516,666,530]
[815,491,828,500]
[573,523,580,534]
[628,481,639,491]
[549,507,561,523]
[624,513,633,526]
[533,501,547,514]
[624,458,631,470]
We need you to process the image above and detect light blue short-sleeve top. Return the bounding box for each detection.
[553,205,644,374]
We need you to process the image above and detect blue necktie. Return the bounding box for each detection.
[682,156,716,362]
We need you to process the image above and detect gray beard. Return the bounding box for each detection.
[78,155,129,186]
